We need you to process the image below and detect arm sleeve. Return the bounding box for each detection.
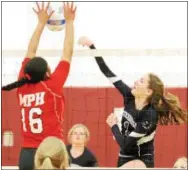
[51,61,70,88]
[90,44,134,103]
[111,110,157,153]
[18,58,31,80]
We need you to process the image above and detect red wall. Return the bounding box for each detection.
[2,87,187,167]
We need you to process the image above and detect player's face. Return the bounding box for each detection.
[71,127,87,145]
[131,74,152,98]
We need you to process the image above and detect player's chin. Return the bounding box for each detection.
[74,140,83,144]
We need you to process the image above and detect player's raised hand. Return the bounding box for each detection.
[63,2,77,21]
[78,36,94,47]
[33,2,54,25]
[106,113,118,127]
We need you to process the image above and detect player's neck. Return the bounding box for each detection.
[71,144,85,151]
[71,145,85,158]
[135,98,148,110]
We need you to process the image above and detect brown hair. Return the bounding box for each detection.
[148,73,187,125]
[35,136,69,170]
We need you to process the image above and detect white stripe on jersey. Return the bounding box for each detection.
[129,132,146,138]
[119,153,134,158]
[108,77,121,83]
[137,131,156,146]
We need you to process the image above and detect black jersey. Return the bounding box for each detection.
[90,45,158,158]
[66,145,98,167]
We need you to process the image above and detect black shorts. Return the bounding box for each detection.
[117,154,154,168]
[19,148,37,170]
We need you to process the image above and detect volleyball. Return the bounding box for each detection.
[47,5,65,31]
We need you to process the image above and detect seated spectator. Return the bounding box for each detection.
[67,124,98,167]
[119,159,147,168]
[173,157,187,169]
[35,137,69,170]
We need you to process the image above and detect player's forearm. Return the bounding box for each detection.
[26,22,45,59]
[61,21,74,62]
[89,45,116,78]
[90,44,133,98]
[111,125,125,149]
[111,125,137,153]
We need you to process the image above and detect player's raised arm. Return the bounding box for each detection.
[50,2,76,88]
[26,2,54,59]
[18,2,54,80]
[78,36,134,102]
[60,2,76,63]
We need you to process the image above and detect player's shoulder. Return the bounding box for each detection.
[40,81,63,96]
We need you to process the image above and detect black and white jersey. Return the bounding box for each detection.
[90,45,158,158]
[66,145,98,167]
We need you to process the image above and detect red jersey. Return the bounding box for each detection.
[17,58,70,148]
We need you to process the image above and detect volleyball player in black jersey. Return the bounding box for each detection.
[78,37,187,168]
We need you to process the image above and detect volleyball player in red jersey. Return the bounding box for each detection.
[2,2,76,170]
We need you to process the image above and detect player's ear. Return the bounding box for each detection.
[46,72,51,78]
[46,66,51,78]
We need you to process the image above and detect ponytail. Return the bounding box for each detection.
[2,78,29,91]
[148,73,187,125]
[156,93,187,125]
[38,157,56,170]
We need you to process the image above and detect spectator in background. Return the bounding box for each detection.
[67,124,98,167]
[173,157,187,169]
[35,137,69,170]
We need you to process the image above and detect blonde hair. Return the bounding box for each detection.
[35,136,69,170]
[173,157,187,168]
[67,124,90,145]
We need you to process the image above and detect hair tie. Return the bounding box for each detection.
[25,74,31,80]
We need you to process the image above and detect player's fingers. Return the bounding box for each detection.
[49,11,55,18]
[73,5,77,13]
[42,1,44,10]
[70,1,74,10]
[32,7,38,14]
[63,2,67,13]
[36,2,41,11]
[45,2,50,11]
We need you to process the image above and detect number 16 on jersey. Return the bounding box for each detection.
[21,108,43,134]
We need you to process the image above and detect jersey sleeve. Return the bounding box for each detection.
[112,79,134,104]
[90,45,134,104]
[50,61,70,88]
[18,58,31,80]
[111,109,158,153]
